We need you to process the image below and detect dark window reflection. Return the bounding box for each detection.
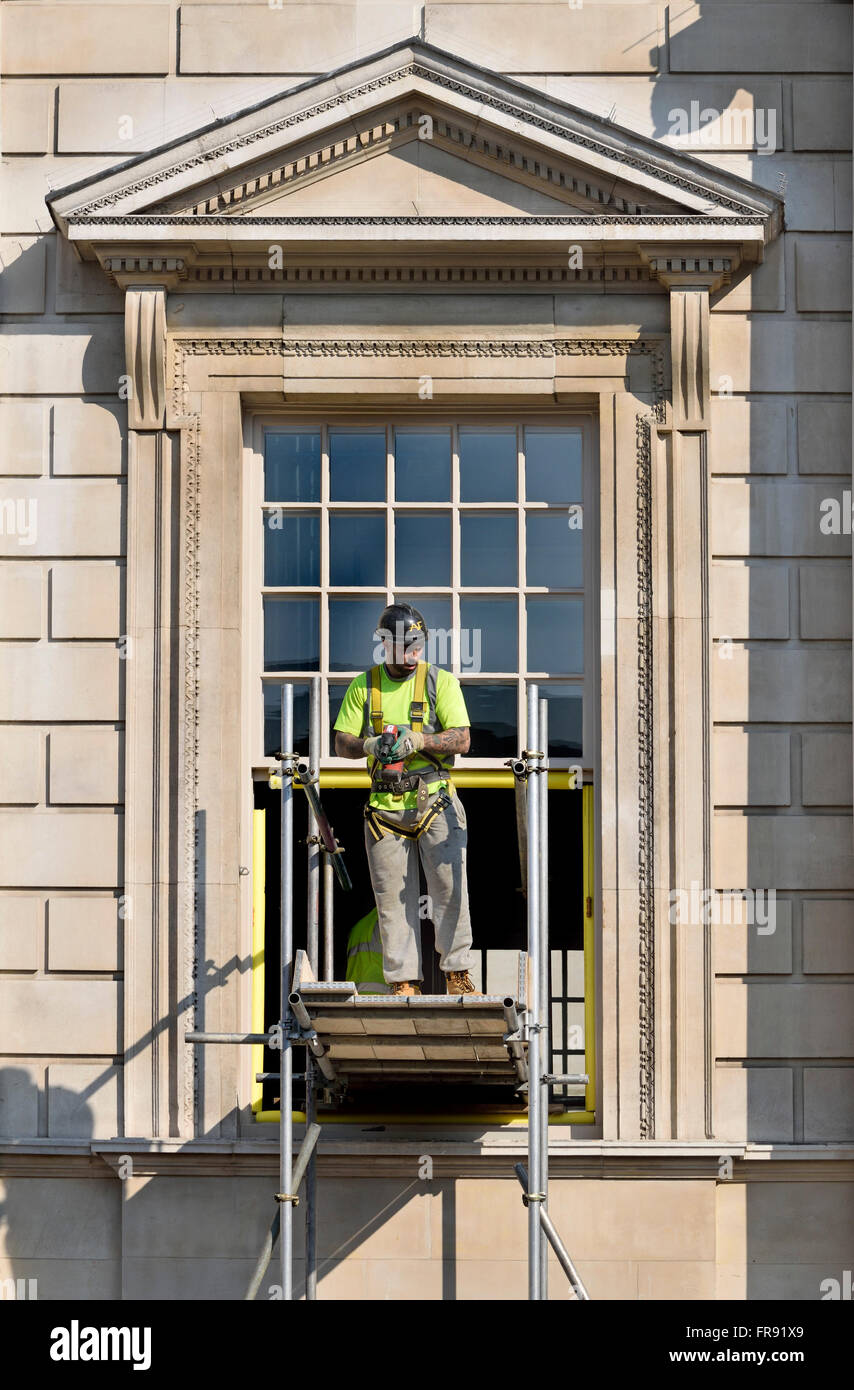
[462,683,518,756]
[541,683,583,756]
[329,429,385,501]
[265,431,321,502]
[526,513,582,589]
[264,682,310,757]
[329,513,385,586]
[263,513,320,587]
[459,429,516,501]
[527,596,583,674]
[461,513,517,587]
[395,429,451,501]
[460,597,517,672]
[395,512,451,587]
[264,598,319,670]
[330,598,386,671]
[525,428,582,504]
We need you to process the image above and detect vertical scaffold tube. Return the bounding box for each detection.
[323,854,334,982]
[305,1053,317,1300]
[280,683,294,1302]
[307,677,321,975]
[305,679,320,1297]
[526,683,543,1301]
[538,696,549,1299]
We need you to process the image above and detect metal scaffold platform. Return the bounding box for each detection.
[289,950,529,1090]
[187,678,590,1302]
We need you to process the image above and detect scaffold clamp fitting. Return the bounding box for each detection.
[275,1193,300,1206]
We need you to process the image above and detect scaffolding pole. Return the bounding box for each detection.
[307,677,321,974]
[279,683,295,1301]
[538,696,549,1298]
[525,683,543,1301]
[322,852,334,981]
[305,678,320,1301]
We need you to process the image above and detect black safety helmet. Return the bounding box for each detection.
[376,602,427,651]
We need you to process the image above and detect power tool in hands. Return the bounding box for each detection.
[378,724,404,774]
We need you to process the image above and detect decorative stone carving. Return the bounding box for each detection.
[641,251,735,431]
[124,287,167,431]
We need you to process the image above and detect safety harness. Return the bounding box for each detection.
[363,660,456,838]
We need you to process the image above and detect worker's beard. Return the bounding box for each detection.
[384,649,422,680]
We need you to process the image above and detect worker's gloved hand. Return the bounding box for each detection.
[388,725,425,759]
[363,735,382,758]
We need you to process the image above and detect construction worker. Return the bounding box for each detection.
[345,906,387,993]
[333,602,478,997]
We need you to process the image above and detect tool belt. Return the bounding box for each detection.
[364,787,454,844]
[369,760,446,799]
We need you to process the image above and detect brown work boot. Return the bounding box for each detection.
[389,980,421,996]
[445,970,479,995]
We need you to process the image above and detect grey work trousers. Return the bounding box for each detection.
[364,787,476,985]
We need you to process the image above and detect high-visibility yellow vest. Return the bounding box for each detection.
[345,907,387,993]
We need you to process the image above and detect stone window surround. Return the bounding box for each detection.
[112,321,719,1149]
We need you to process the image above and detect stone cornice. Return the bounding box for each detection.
[2,1141,852,1182]
[74,214,767,228]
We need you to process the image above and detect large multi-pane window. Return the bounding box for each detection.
[248,414,596,1118]
[254,419,592,764]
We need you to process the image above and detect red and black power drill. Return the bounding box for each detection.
[378,723,403,777]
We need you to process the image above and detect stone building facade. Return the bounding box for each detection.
[0,1,851,1299]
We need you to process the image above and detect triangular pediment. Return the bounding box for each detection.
[47,37,782,278]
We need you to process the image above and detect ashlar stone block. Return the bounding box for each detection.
[803,899,854,973]
[0,897,42,971]
[0,564,42,638]
[48,727,122,805]
[0,727,43,804]
[799,564,852,640]
[2,5,171,76]
[47,896,119,972]
[51,562,122,639]
[797,401,851,475]
[47,1063,118,1139]
[0,400,47,476]
[711,561,789,639]
[0,237,47,313]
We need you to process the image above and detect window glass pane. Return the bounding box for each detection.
[329,513,385,586]
[525,428,582,504]
[526,513,582,589]
[393,596,453,668]
[265,431,321,502]
[461,513,516,587]
[395,511,451,587]
[263,682,310,757]
[329,598,385,672]
[328,682,350,730]
[264,598,319,671]
[460,597,517,673]
[263,513,320,587]
[459,429,516,502]
[462,683,518,756]
[527,596,583,674]
[395,429,451,501]
[329,429,386,501]
[541,683,583,757]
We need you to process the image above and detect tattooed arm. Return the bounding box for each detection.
[335,731,367,759]
[421,726,470,756]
